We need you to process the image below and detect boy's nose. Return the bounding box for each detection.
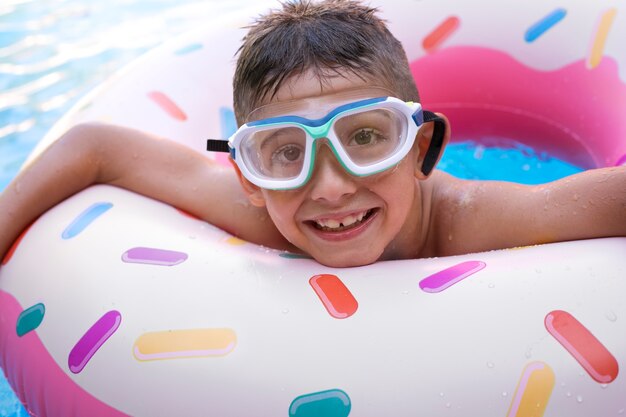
[307,142,358,202]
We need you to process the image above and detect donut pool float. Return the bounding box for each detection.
[1,1,625,416]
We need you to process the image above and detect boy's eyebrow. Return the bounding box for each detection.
[258,127,302,151]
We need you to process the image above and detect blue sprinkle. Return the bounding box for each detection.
[174,43,203,56]
[289,389,351,417]
[525,8,567,43]
[220,107,238,138]
[62,202,113,239]
[16,303,45,336]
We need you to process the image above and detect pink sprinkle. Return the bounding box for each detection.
[148,91,187,121]
[68,311,121,374]
[419,261,486,293]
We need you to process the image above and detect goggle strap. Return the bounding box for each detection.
[206,139,230,153]
[421,111,446,176]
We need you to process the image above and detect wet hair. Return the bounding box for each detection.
[232,0,419,124]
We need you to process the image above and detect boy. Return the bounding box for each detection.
[0,0,624,268]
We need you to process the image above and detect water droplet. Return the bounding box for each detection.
[566,391,572,398]
[573,193,580,201]
[534,268,542,274]
[605,310,617,322]
[281,308,290,314]
[618,408,624,414]
[439,392,445,398]
[524,347,533,359]
[486,361,495,369]
[445,402,452,408]
[401,290,410,295]
[576,395,583,403]
[188,235,196,240]
[487,282,495,288]
[601,383,608,389]
[448,233,453,241]
[502,391,508,397]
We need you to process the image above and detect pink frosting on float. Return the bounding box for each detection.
[410,46,626,168]
[0,291,129,417]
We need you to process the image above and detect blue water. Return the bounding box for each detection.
[0,0,583,415]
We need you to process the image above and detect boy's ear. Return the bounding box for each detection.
[229,158,267,207]
[414,112,450,180]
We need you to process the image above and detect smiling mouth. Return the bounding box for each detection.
[310,209,376,232]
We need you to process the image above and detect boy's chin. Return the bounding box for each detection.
[310,250,380,268]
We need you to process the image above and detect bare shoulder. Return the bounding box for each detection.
[426,167,625,256]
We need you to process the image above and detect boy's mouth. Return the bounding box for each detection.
[310,208,376,232]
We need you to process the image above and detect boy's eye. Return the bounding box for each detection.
[271,144,304,164]
[347,128,386,146]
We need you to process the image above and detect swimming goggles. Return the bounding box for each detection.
[207,96,446,190]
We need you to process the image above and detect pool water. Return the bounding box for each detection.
[0,0,584,415]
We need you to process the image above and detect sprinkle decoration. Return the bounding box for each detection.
[174,43,203,56]
[524,8,567,43]
[68,310,121,374]
[225,236,247,246]
[587,8,617,69]
[62,202,113,239]
[419,261,486,293]
[309,274,358,319]
[16,303,45,337]
[1,223,32,265]
[289,389,351,417]
[121,247,188,266]
[506,362,555,417]
[133,328,236,361]
[422,16,460,52]
[545,310,619,383]
[147,91,188,121]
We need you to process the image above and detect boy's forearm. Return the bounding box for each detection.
[535,166,626,239]
[0,125,101,260]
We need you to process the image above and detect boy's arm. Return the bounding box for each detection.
[0,123,291,261]
[430,167,626,255]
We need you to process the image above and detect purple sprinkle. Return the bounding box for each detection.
[68,310,121,374]
[121,247,188,266]
[419,261,486,293]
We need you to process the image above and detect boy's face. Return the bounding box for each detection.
[236,71,443,267]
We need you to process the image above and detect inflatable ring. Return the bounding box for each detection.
[2,1,625,416]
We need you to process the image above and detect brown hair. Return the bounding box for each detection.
[232,0,419,124]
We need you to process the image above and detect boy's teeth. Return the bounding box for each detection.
[314,210,369,230]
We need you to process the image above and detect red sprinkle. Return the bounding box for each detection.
[545,310,619,383]
[2,224,32,266]
[148,91,187,121]
[422,16,460,52]
[309,274,358,319]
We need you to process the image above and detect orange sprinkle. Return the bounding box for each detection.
[422,16,460,52]
[587,8,617,69]
[147,91,188,121]
[2,224,32,266]
[176,208,200,220]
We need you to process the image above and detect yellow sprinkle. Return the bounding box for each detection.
[225,236,247,246]
[587,8,617,69]
[133,328,236,361]
[507,362,555,417]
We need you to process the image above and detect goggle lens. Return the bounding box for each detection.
[333,107,407,166]
[239,106,409,182]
